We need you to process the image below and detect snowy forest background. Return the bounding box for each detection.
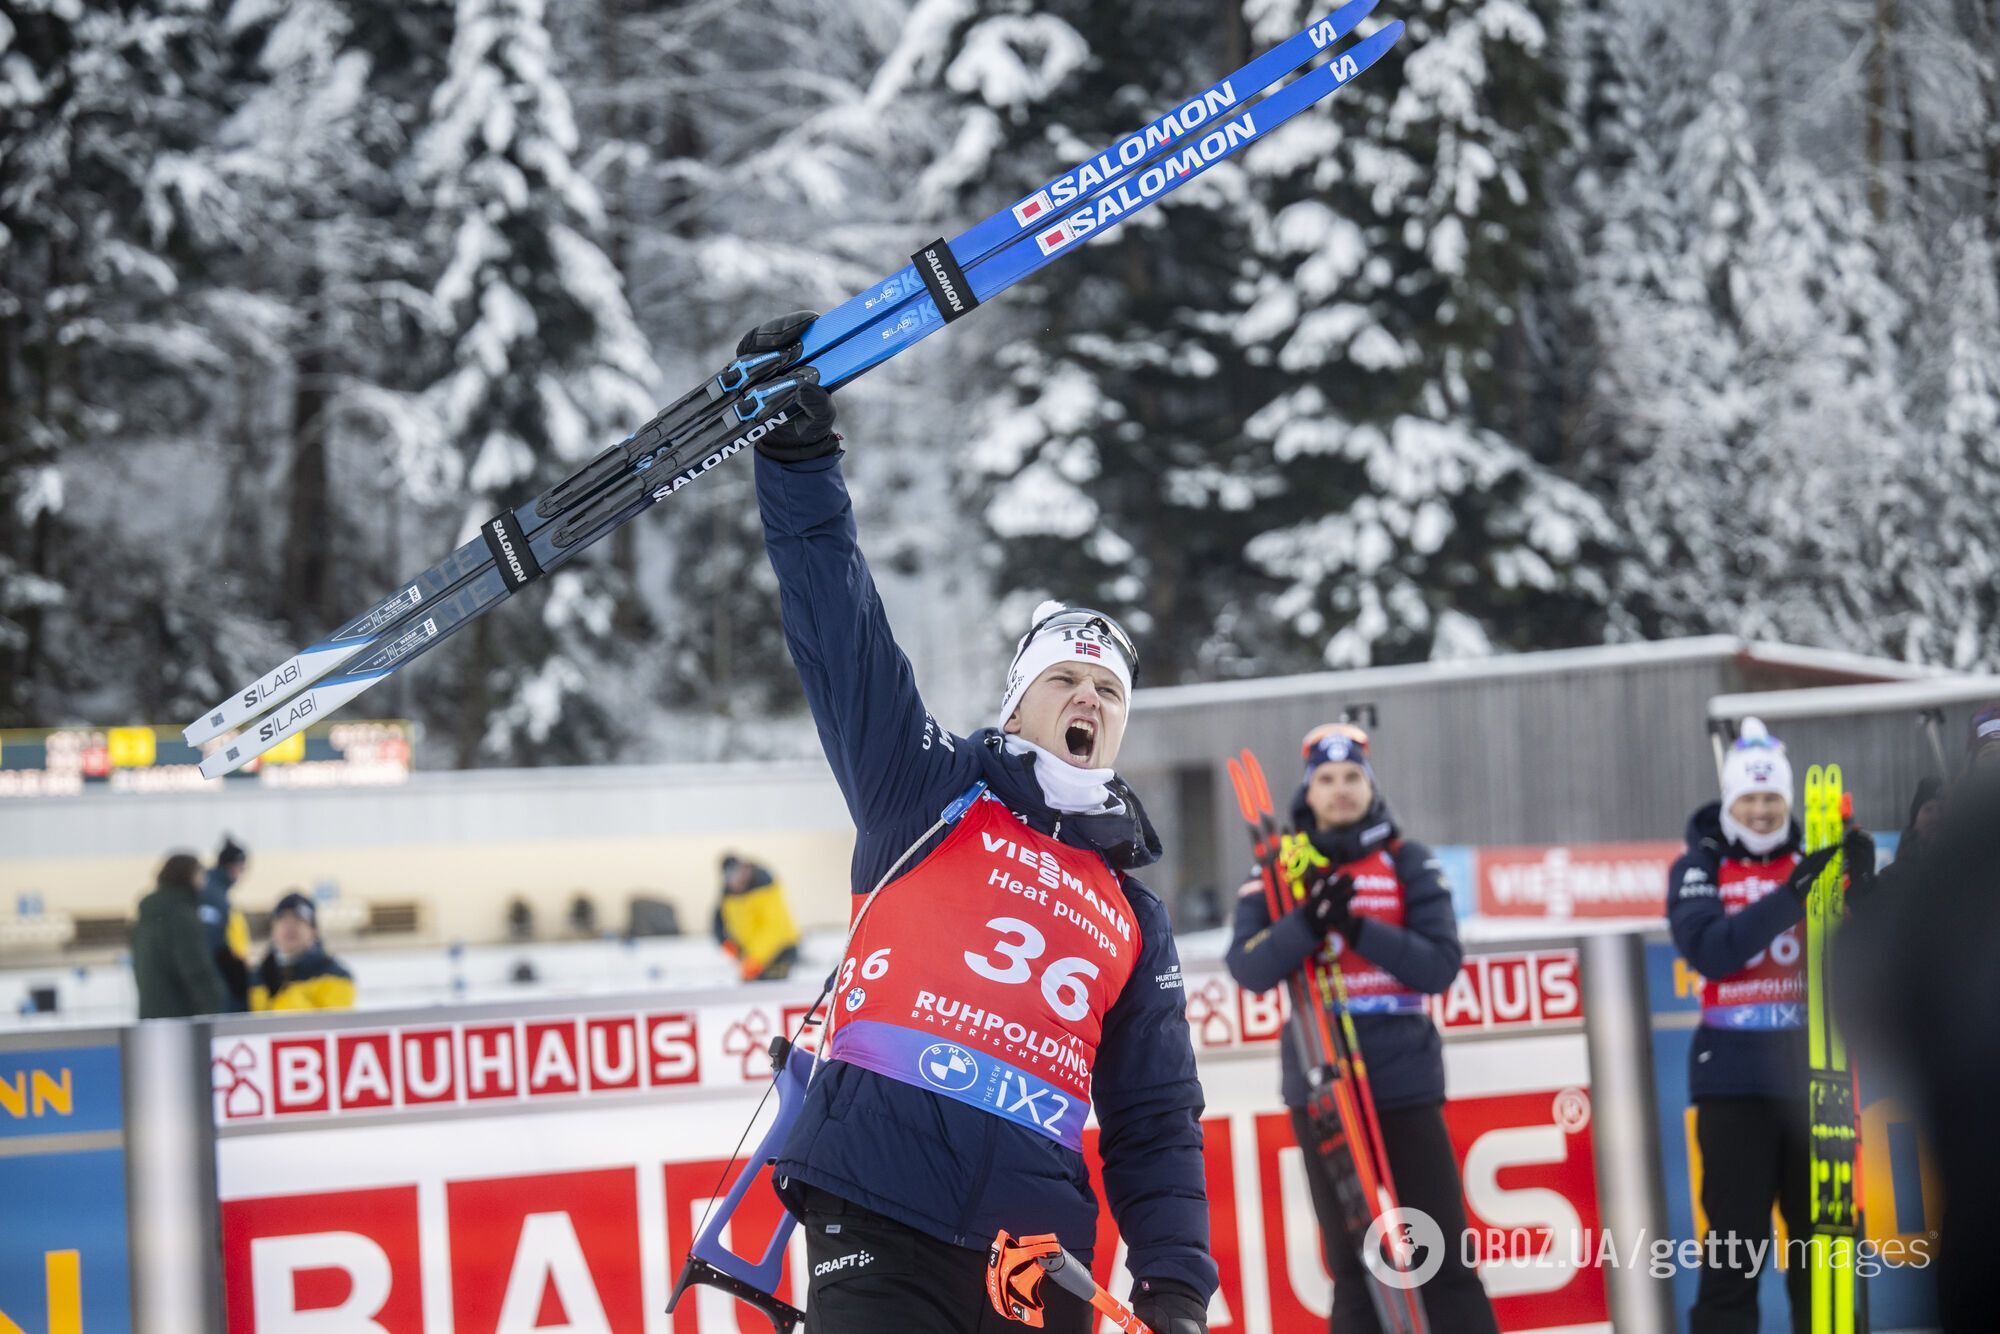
[2,0,1996,767]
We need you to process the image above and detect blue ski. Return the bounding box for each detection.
[197,16,1404,780]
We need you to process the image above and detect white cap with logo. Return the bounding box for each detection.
[996,601,1138,728]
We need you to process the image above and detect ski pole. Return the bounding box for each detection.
[1918,706,1949,777]
[1229,748,1430,1334]
[987,1231,1152,1333]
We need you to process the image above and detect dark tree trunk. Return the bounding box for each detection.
[283,269,334,635]
[1864,0,1896,224]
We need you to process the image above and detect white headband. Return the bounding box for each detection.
[996,612,1135,728]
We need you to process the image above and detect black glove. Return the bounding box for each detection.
[1782,844,1840,904]
[751,383,838,463]
[1840,826,1879,904]
[1299,871,1358,940]
[736,310,817,358]
[737,311,840,463]
[1131,1278,1207,1334]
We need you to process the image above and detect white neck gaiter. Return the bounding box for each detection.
[1721,809,1790,857]
[1001,735,1122,814]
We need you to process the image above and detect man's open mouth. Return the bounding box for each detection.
[1064,717,1097,760]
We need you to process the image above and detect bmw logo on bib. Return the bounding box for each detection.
[918,1042,979,1092]
[845,986,866,1012]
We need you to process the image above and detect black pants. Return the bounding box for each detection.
[1291,1102,1498,1334]
[799,1185,1091,1333]
[1690,1096,1811,1334]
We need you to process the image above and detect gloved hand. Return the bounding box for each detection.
[1131,1278,1207,1334]
[1782,844,1841,904]
[1298,871,1359,941]
[737,309,817,358]
[737,311,839,463]
[1839,826,1879,904]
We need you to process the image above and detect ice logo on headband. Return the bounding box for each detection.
[1315,735,1359,764]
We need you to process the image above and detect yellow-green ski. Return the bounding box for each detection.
[1804,764,1865,1334]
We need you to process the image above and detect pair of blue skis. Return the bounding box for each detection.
[185,1,1403,791]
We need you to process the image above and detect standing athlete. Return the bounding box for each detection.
[1225,723,1496,1332]
[1667,718,1864,1333]
[744,313,1215,1334]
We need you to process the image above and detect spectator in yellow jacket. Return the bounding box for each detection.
[250,893,356,1011]
[712,854,800,981]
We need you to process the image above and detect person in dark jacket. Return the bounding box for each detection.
[250,892,356,1011]
[1833,715,2000,1332]
[745,313,1212,1334]
[1666,718,1865,1334]
[200,835,252,1012]
[712,854,801,981]
[132,852,225,1019]
[1872,775,1944,899]
[1967,702,2000,776]
[1225,722,1495,1333]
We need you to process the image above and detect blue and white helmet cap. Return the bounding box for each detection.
[1721,717,1794,811]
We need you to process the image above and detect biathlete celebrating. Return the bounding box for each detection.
[743,314,1215,1334]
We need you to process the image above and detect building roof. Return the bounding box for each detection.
[1131,635,1935,713]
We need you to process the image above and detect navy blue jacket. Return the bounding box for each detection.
[199,865,249,1013]
[1223,794,1463,1110]
[1666,801,1807,1100]
[756,451,1216,1300]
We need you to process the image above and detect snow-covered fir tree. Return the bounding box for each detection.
[413,0,659,764]
[922,0,1280,681]
[8,0,1999,756]
[177,0,452,719]
[0,0,240,724]
[558,0,984,747]
[1228,0,1614,669]
[1908,229,2000,668]
[1590,69,1915,655]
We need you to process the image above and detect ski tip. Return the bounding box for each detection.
[1319,0,1384,35]
[1226,758,1256,823]
[1343,18,1406,64]
[198,739,258,782]
[184,704,241,746]
[1244,750,1276,816]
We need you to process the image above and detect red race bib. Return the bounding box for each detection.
[825,792,1141,1149]
[1321,847,1425,1014]
[1700,852,1805,1029]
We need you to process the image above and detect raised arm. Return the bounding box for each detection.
[746,330,967,830]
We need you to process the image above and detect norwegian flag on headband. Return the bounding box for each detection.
[1074,642,1102,659]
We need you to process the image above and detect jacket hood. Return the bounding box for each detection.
[971,729,1162,871]
[1289,786,1401,863]
[1686,799,1803,860]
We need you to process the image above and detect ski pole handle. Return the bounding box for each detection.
[987,1231,1153,1333]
